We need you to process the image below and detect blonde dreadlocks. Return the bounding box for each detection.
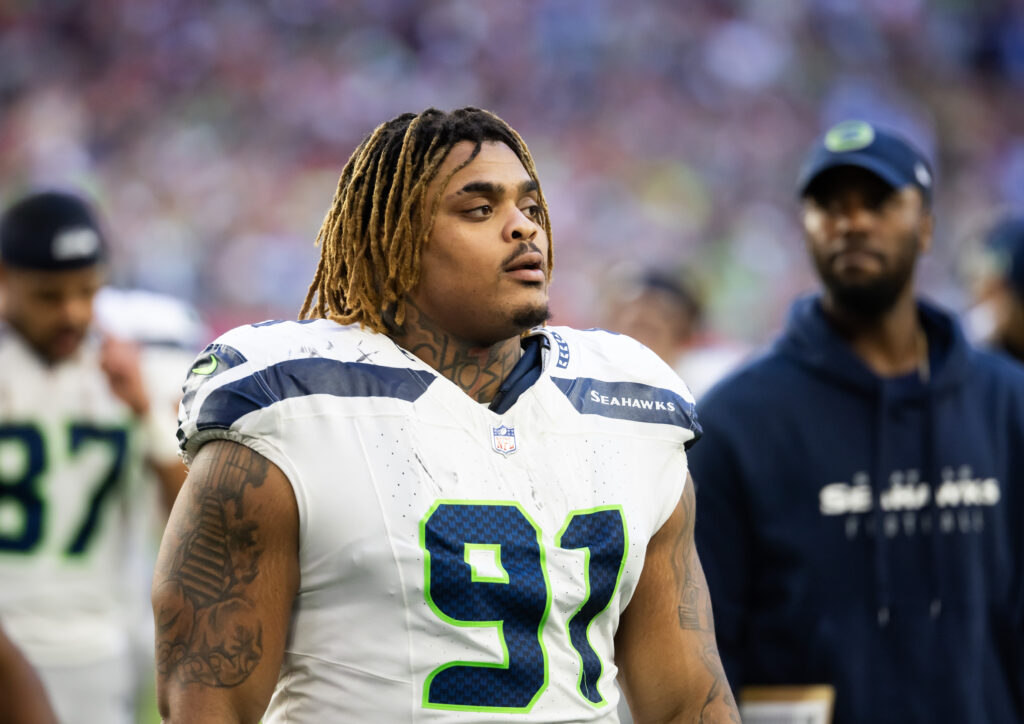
[300,107,554,334]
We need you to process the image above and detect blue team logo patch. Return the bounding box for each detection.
[491,424,517,456]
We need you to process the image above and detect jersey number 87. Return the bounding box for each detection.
[0,423,128,554]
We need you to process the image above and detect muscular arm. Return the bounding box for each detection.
[151,439,299,724]
[0,624,57,724]
[615,475,740,723]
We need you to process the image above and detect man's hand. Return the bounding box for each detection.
[99,335,150,417]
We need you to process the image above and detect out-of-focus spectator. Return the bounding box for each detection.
[603,269,703,366]
[601,267,748,398]
[0,189,188,724]
[962,214,1024,362]
[690,120,1024,723]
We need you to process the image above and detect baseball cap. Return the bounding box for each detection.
[0,190,108,270]
[983,214,1024,297]
[797,120,934,207]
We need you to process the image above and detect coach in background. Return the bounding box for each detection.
[690,120,1024,723]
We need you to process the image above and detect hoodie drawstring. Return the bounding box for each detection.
[872,384,891,627]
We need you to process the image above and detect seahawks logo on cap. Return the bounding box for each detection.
[52,227,101,261]
[824,120,875,153]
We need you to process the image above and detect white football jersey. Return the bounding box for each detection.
[178,320,700,723]
[0,325,146,666]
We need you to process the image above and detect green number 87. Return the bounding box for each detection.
[0,423,128,555]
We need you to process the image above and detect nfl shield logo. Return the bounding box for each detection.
[491,424,517,456]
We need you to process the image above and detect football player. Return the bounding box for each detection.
[0,190,188,724]
[154,108,739,723]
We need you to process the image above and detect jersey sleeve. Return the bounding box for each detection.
[619,333,702,449]
[176,326,290,474]
[550,327,701,533]
[552,328,702,449]
[612,332,700,531]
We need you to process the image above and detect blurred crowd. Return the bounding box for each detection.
[1,0,1023,341]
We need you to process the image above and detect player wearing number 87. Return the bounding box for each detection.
[0,190,188,724]
[154,108,740,723]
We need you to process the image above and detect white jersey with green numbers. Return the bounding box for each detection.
[0,325,145,667]
[178,320,701,723]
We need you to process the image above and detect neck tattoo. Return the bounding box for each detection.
[393,303,522,403]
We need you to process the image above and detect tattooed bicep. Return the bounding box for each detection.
[154,440,275,688]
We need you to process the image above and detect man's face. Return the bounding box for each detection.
[409,140,550,345]
[801,167,932,319]
[606,289,694,365]
[0,264,104,362]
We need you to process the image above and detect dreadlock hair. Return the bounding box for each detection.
[300,107,554,334]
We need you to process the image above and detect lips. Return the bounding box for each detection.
[48,328,85,360]
[832,247,883,272]
[503,251,546,282]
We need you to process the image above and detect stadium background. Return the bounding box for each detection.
[3,0,1023,347]
[2,1,1023,721]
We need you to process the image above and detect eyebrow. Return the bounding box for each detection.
[448,179,538,200]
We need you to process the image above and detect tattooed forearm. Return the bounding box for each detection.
[395,300,521,403]
[675,479,742,722]
[699,644,741,723]
[154,443,269,688]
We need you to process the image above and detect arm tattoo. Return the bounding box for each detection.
[674,480,742,722]
[395,300,521,403]
[154,444,268,688]
[674,481,714,632]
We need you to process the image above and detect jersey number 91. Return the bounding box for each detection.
[421,501,627,714]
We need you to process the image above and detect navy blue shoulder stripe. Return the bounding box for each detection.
[193,357,436,433]
[551,376,702,447]
[180,343,251,412]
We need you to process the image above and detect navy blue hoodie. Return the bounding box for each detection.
[689,295,1024,724]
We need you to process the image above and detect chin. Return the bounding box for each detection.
[511,301,551,332]
[43,333,85,362]
[464,304,549,346]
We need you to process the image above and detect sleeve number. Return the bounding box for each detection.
[421,502,626,713]
[0,423,128,554]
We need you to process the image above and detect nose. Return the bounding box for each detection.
[833,200,875,235]
[507,208,539,243]
[61,294,93,329]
